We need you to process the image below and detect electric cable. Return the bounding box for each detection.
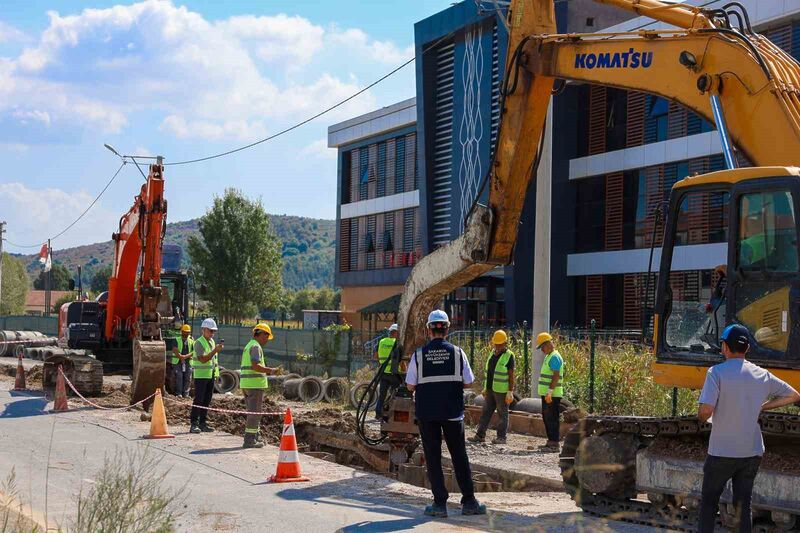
[355,356,390,446]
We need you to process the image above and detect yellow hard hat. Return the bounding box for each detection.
[536,332,553,349]
[253,323,273,340]
[491,330,508,345]
[181,324,191,333]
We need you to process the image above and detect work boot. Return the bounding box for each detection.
[189,425,201,434]
[467,434,485,443]
[539,441,560,451]
[199,424,214,433]
[243,434,264,449]
[491,437,507,445]
[462,500,487,516]
[424,504,447,518]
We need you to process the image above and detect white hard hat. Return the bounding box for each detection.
[426,310,450,327]
[201,318,218,331]
[388,324,399,332]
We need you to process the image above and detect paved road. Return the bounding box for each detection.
[0,380,657,532]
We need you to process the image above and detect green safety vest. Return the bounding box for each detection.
[192,336,218,379]
[538,350,564,397]
[171,336,194,365]
[240,339,268,390]
[484,349,514,393]
[377,337,397,374]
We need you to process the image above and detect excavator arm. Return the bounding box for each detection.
[398,0,800,352]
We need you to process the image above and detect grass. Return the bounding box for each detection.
[1,470,41,533]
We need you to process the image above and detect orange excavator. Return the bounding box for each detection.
[57,157,187,404]
[395,0,800,528]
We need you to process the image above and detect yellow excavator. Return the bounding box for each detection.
[395,0,800,529]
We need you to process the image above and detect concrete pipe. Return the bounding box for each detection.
[13,343,25,358]
[283,378,303,400]
[463,391,477,405]
[298,376,325,403]
[513,398,542,414]
[473,394,485,407]
[215,369,239,394]
[0,331,20,356]
[349,382,377,410]
[323,377,349,403]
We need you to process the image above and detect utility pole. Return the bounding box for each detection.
[44,239,51,317]
[0,221,5,313]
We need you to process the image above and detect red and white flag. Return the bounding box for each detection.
[38,243,51,272]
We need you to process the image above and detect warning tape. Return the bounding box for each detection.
[58,367,156,411]
[163,396,284,417]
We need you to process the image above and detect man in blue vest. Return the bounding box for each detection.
[374,323,399,420]
[406,310,486,518]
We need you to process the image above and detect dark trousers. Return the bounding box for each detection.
[476,392,509,439]
[418,419,477,506]
[541,396,561,442]
[375,374,396,419]
[173,363,191,397]
[698,455,761,533]
[191,378,214,427]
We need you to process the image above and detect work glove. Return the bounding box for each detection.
[482,389,488,398]
[545,389,553,404]
[505,391,513,405]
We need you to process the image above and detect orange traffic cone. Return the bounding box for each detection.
[144,389,174,439]
[12,354,26,391]
[52,365,69,412]
[269,408,310,483]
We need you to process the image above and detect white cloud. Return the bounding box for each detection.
[0,22,28,44]
[0,1,400,142]
[0,182,118,249]
[301,138,336,160]
[12,109,51,127]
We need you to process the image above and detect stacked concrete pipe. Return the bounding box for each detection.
[349,382,377,409]
[283,376,325,402]
[322,377,349,403]
[0,331,58,357]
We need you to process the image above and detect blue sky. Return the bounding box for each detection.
[0,0,451,250]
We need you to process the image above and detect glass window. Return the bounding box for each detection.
[737,191,798,272]
[382,230,393,252]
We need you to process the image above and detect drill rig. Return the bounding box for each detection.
[56,157,187,404]
[393,0,800,528]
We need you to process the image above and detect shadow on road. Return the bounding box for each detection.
[190,446,246,455]
[0,395,49,418]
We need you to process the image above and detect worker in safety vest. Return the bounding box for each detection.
[240,323,279,448]
[469,330,515,445]
[374,323,399,420]
[190,318,224,434]
[171,324,194,398]
[536,332,564,450]
[406,310,486,518]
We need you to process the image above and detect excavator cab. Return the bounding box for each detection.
[654,167,800,388]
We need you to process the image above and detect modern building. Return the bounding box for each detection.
[331,0,797,332]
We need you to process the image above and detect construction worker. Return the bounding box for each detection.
[536,332,564,450]
[171,324,194,398]
[374,323,399,420]
[469,330,515,444]
[190,318,224,434]
[240,323,279,449]
[406,310,486,518]
[697,324,800,533]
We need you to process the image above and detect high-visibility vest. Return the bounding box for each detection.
[538,350,564,397]
[377,337,396,374]
[240,339,268,389]
[171,336,194,365]
[484,349,514,393]
[192,336,218,379]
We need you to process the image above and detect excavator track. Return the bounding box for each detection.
[560,414,800,532]
[131,338,166,408]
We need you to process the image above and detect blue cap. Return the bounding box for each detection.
[721,324,750,352]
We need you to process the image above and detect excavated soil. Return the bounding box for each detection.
[648,436,800,475]
[0,363,43,388]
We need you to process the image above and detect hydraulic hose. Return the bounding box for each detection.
[355,357,391,447]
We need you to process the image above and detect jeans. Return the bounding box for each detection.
[243,389,264,435]
[541,396,561,442]
[418,419,477,506]
[698,455,761,533]
[190,378,215,427]
[375,374,397,419]
[172,363,191,397]
[475,392,509,439]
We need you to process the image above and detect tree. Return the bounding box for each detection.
[289,287,314,319]
[188,188,283,323]
[313,286,335,310]
[91,264,113,293]
[33,263,72,290]
[0,254,28,315]
[52,292,76,313]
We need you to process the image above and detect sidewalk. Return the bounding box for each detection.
[0,379,655,532]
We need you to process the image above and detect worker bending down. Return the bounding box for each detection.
[240,323,279,448]
[406,310,486,518]
[470,329,515,445]
[190,318,224,434]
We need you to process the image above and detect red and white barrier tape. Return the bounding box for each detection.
[58,368,156,411]
[163,396,284,417]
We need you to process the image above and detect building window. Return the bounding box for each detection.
[341,151,352,204]
[395,136,406,193]
[377,142,386,197]
[359,149,369,200]
[645,96,669,143]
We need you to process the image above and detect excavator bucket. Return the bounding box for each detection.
[131,338,166,407]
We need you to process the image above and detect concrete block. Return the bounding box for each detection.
[398,464,427,488]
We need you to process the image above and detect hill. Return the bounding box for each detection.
[18,215,336,290]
